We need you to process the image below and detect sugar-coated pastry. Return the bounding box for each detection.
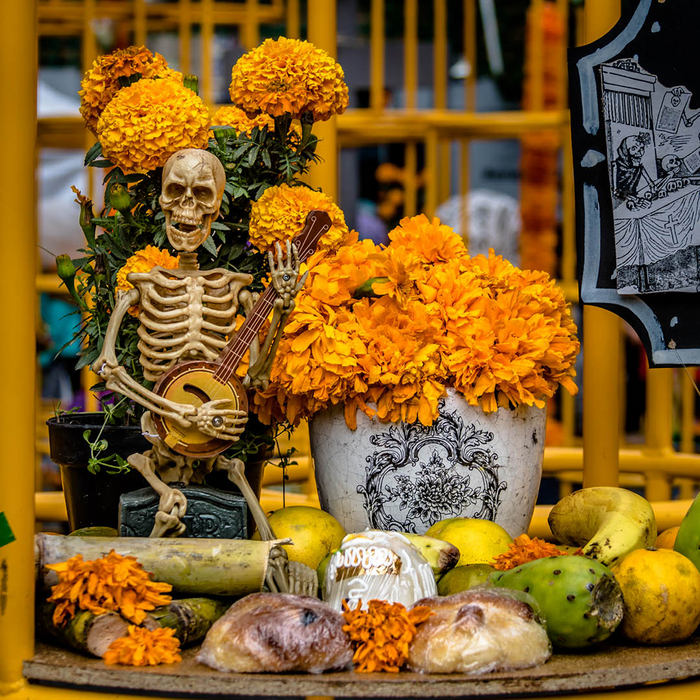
[408,588,551,674]
[196,593,353,673]
[324,530,437,611]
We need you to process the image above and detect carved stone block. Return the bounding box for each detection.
[119,484,248,539]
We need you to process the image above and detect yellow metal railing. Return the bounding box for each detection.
[33,0,700,505]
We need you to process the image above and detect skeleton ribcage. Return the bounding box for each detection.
[136,271,240,382]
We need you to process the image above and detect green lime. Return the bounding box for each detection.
[437,564,496,596]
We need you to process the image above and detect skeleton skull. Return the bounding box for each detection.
[661,153,681,176]
[160,149,226,252]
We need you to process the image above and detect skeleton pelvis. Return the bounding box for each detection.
[152,360,248,459]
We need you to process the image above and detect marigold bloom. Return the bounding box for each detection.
[255,214,579,428]
[248,184,350,253]
[96,77,210,174]
[229,37,348,121]
[212,105,275,136]
[80,46,180,134]
[103,625,181,666]
[116,246,180,316]
[47,551,172,626]
[491,534,574,571]
[342,599,432,673]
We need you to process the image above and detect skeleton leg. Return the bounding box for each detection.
[127,452,187,538]
[214,456,319,596]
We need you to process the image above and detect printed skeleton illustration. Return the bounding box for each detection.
[602,59,700,294]
[92,149,308,590]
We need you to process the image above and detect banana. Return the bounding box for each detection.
[401,532,460,578]
[548,487,656,567]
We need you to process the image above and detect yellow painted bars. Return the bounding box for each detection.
[581,0,621,488]
[0,0,37,692]
[306,0,338,202]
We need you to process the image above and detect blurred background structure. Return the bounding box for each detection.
[31,0,700,526]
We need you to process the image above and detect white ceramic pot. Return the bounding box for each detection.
[309,390,546,537]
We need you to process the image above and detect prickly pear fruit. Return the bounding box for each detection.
[488,555,623,648]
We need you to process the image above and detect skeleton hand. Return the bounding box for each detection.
[268,241,309,313]
[159,487,187,520]
[193,400,248,440]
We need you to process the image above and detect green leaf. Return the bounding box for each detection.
[84,142,103,166]
[210,221,230,231]
[202,236,218,256]
[91,159,115,168]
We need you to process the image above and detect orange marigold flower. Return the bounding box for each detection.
[212,105,275,136]
[342,599,432,673]
[47,551,172,626]
[116,246,180,316]
[255,215,579,428]
[79,46,180,134]
[248,183,350,253]
[96,77,210,174]
[491,534,573,571]
[103,625,181,666]
[229,37,348,121]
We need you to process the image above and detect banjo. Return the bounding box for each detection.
[152,210,332,458]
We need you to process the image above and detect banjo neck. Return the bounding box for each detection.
[212,209,331,385]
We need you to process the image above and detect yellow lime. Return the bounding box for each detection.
[253,506,346,570]
[426,518,513,566]
[437,564,496,596]
[615,548,700,644]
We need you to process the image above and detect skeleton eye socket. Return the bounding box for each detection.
[194,186,215,203]
[166,183,185,199]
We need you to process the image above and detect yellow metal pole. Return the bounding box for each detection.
[243,0,260,51]
[0,0,36,691]
[134,0,147,46]
[425,129,439,217]
[370,0,385,112]
[581,0,621,489]
[681,370,695,454]
[434,0,450,205]
[179,0,192,74]
[201,0,214,105]
[404,0,417,109]
[644,368,674,501]
[286,0,300,39]
[464,0,477,112]
[306,0,338,202]
[404,141,418,217]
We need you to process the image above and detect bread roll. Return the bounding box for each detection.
[408,589,551,674]
[196,593,353,673]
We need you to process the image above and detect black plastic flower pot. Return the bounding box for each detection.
[46,413,150,531]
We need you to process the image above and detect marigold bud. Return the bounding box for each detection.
[109,183,132,213]
[183,74,199,95]
[56,254,76,283]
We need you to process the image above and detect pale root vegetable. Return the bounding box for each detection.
[35,534,288,596]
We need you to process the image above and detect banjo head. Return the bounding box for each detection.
[152,360,248,458]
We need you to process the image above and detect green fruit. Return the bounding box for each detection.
[437,564,495,596]
[674,492,700,572]
[317,551,335,592]
[68,526,119,537]
[488,555,623,648]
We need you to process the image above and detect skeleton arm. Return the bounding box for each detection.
[91,288,196,427]
[245,241,308,389]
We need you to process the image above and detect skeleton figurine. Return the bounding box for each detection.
[93,149,314,593]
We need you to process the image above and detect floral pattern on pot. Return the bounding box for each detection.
[362,409,506,533]
[310,389,546,536]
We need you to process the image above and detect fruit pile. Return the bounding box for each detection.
[267,488,700,651]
